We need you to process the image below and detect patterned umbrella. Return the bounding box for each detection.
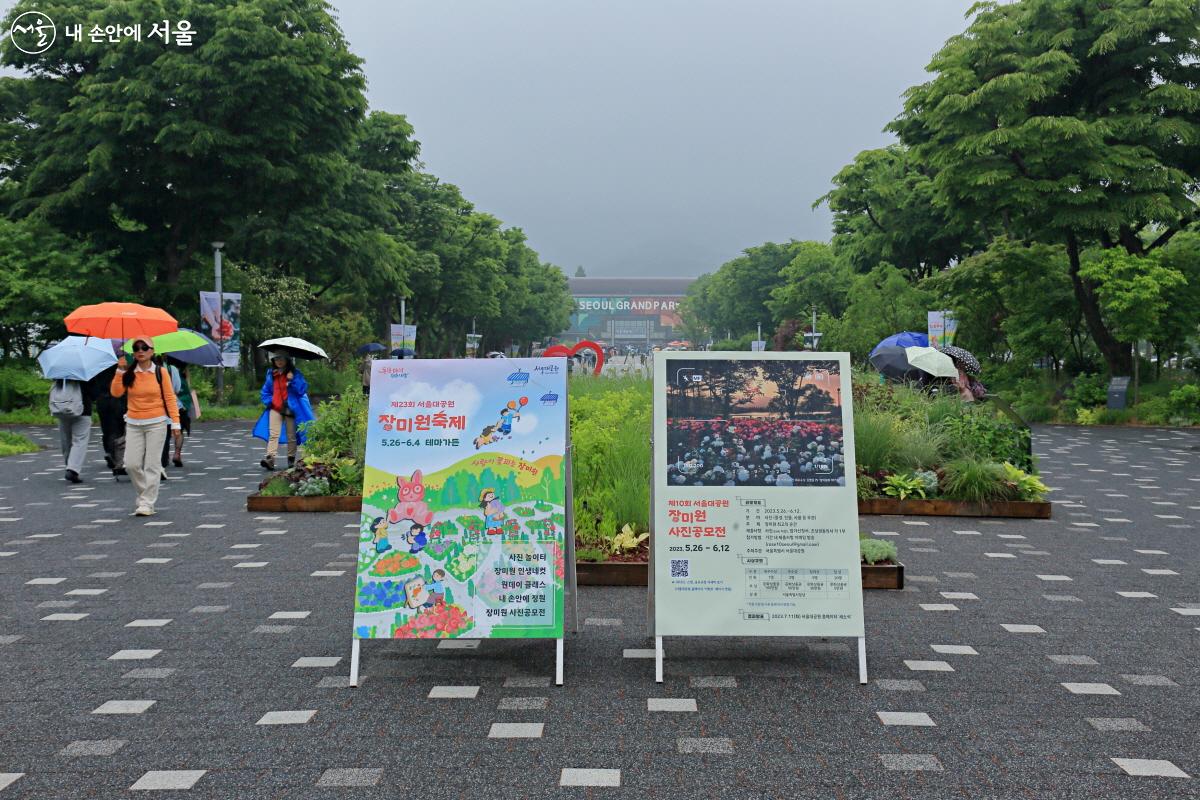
[938,344,981,375]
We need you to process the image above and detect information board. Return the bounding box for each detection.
[353,358,568,642]
[652,352,865,641]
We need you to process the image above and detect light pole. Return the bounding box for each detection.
[810,304,818,351]
[212,242,225,403]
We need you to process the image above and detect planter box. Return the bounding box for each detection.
[576,561,648,586]
[862,561,904,590]
[246,494,362,512]
[858,498,1051,519]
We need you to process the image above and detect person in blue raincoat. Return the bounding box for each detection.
[254,353,316,470]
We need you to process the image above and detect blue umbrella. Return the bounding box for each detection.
[38,336,118,380]
[869,331,929,358]
[357,342,386,355]
[390,348,415,358]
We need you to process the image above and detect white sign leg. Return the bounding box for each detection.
[857,637,868,685]
[555,637,564,686]
[349,638,361,687]
[655,636,664,683]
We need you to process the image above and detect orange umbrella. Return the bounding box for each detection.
[64,303,178,339]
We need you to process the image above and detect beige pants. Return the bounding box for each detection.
[265,409,297,458]
[126,423,168,510]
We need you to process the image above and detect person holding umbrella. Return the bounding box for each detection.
[255,351,316,470]
[110,337,181,515]
[39,335,118,483]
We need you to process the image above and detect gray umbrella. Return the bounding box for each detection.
[938,344,981,375]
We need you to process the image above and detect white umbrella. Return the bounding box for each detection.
[904,346,958,378]
[37,336,118,380]
[258,337,328,360]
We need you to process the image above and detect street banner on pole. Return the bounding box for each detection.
[390,324,417,353]
[199,291,241,367]
[651,351,866,681]
[350,358,575,683]
[927,310,957,349]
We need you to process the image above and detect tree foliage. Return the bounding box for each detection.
[890,0,1200,372]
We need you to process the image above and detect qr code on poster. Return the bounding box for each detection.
[670,559,689,578]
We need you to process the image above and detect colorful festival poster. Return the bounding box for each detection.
[652,352,865,638]
[354,358,568,640]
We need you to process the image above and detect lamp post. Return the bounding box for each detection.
[212,242,225,403]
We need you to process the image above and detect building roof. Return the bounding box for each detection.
[568,277,694,296]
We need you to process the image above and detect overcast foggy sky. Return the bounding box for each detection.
[336,0,975,278]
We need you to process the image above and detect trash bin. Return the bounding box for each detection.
[1107,376,1130,410]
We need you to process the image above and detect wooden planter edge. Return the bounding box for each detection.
[575,560,903,590]
[246,494,362,512]
[859,497,1051,518]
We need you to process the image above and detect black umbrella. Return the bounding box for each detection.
[357,342,386,355]
[938,344,981,375]
[868,346,925,381]
[390,347,415,359]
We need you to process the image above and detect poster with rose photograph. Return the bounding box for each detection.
[198,291,241,367]
[653,352,865,639]
[354,358,568,640]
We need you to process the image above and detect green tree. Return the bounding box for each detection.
[680,241,806,340]
[766,241,853,325]
[927,238,1088,375]
[0,0,368,304]
[891,0,1200,374]
[819,263,932,361]
[0,216,116,358]
[1153,232,1200,375]
[1079,249,1187,400]
[818,146,975,281]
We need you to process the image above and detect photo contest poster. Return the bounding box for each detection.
[653,352,865,638]
[354,358,568,640]
[198,291,241,367]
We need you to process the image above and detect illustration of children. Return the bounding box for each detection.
[403,575,430,609]
[497,401,520,436]
[479,487,507,534]
[370,517,392,555]
[427,568,447,606]
[405,523,428,554]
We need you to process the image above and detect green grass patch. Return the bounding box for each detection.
[0,430,38,457]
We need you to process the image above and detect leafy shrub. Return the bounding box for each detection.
[576,546,608,563]
[258,475,294,497]
[939,408,1032,471]
[1065,373,1107,409]
[1167,384,1200,421]
[856,472,878,500]
[1076,406,1104,425]
[860,538,898,565]
[882,473,927,500]
[940,458,1013,502]
[0,366,49,411]
[296,476,331,496]
[1001,463,1049,501]
[914,469,939,495]
[570,376,651,548]
[301,389,368,494]
[855,411,942,473]
[1134,396,1172,425]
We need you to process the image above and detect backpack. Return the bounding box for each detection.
[49,379,84,417]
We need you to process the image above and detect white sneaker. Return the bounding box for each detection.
[134,506,152,516]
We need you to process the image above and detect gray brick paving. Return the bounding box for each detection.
[1,422,1198,796]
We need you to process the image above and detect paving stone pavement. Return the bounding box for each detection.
[1,422,1198,798]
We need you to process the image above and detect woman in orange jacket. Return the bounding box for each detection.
[110,337,181,515]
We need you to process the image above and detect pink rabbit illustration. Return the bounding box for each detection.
[387,470,434,527]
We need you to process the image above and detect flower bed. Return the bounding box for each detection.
[391,603,475,638]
